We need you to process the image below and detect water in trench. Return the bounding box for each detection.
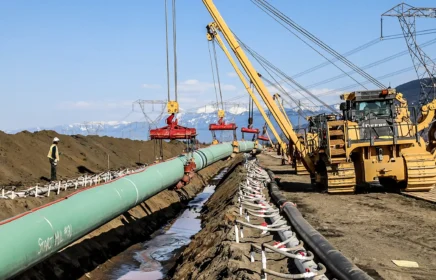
[110,167,229,280]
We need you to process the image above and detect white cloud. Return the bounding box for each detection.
[227,72,238,78]
[57,100,133,110]
[142,83,162,89]
[178,79,237,94]
[228,106,248,115]
[196,105,217,114]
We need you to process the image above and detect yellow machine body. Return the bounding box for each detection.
[311,89,436,193]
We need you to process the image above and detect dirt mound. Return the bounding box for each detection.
[0,130,185,186]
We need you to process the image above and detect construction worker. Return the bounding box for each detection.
[47,137,60,181]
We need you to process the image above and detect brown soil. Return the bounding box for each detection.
[14,155,238,280]
[170,162,292,280]
[258,152,436,280]
[0,130,185,187]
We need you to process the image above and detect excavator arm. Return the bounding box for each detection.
[202,0,315,173]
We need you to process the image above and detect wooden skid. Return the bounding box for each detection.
[403,188,436,203]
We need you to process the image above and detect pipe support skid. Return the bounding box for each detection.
[0,141,259,280]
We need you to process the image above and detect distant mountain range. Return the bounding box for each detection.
[5,107,328,143]
[5,78,425,142]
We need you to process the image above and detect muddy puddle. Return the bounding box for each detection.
[108,167,229,280]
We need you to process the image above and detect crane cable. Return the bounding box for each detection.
[235,36,318,112]
[304,57,436,100]
[252,0,386,89]
[164,0,171,101]
[292,38,380,79]
[249,0,369,90]
[208,42,220,110]
[305,38,436,89]
[248,83,254,127]
[237,36,339,114]
[164,0,178,102]
[290,28,436,80]
[172,0,178,102]
[212,40,224,110]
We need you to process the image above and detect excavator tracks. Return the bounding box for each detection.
[402,152,436,192]
[326,162,356,194]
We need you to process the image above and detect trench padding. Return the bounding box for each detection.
[265,169,373,280]
[0,141,259,280]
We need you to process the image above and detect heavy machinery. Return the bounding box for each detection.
[203,0,314,175]
[273,93,308,173]
[202,0,436,193]
[205,22,290,163]
[307,88,436,192]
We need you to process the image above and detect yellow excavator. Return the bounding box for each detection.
[202,0,436,194]
[203,0,315,174]
[204,22,289,164]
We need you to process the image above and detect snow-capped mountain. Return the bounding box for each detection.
[4,106,332,142]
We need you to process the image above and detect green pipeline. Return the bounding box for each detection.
[0,141,260,279]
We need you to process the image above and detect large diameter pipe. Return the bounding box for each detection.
[0,142,258,280]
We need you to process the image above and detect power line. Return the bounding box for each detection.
[303,58,436,100]
[290,29,436,79]
[236,37,339,113]
[251,0,386,89]
[305,38,436,89]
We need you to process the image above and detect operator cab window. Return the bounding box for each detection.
[356,101,391,119]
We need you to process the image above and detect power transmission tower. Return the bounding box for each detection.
[382,3,436,106]
[133,100,167,135]
[81,122,105,136]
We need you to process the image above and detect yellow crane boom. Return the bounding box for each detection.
[206,25,287,159]
[202,0,315,172]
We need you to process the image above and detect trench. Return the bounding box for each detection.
[101,167,230,280]
[13,155,241,280]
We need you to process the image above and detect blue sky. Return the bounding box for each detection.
[0,0,435,130]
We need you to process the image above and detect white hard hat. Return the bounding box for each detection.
[53,137,60,142]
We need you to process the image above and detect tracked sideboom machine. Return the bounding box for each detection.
[202,0,436,193]
[309,88,436,193]
[206,22,289,163]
